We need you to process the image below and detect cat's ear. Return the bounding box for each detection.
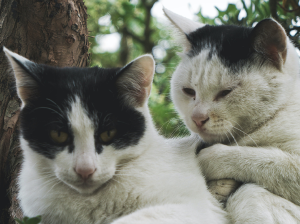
[251,19,287,70]
[4,47,41,104]
[163,7,204,52]
[116,54,155,107]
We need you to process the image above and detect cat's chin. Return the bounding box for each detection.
[198,132,222,143]
[191,127,228,144]
[63,176,113,195]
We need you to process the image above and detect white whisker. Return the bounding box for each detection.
[225,128,240,149]
[232,126,258,147]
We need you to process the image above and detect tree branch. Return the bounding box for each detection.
[269,0,279,21]
[140,0,158,53]
[123,28,144,45]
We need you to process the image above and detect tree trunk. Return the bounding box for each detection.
[0,0,89,223]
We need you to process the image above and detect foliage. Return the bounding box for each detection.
[86,0,300,137]
[15,216,41,224]
[198,0,300,49]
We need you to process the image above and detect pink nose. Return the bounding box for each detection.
[75,166,96,180]
[192,113,209,127]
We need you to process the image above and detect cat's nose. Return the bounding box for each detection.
[75,165,96,180]
[75,153,96,180]
[192,113,209,127]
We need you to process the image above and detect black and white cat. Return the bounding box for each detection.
[164,8,300,223]
[4,48,228,224]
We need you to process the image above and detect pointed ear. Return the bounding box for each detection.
[116,54,155,107]
[4,47,41,104]
[250,19,287,70]
[163,8,204,34]
[163,7,204,52]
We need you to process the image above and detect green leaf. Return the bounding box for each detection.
[15,216,42,224]
[15,218,24,224]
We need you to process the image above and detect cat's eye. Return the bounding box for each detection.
[50,130,69,144]
[215,89,232,101]
[182,88,196,97]
[100,129,117,143]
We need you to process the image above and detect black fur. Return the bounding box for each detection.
[187,25,255,68]
[19,64,146,159]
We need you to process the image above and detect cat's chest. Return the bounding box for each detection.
[26,179,147,224]
[19,147,203,224]
[20,164,176,224]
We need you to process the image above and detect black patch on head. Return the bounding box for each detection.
[187,25,255,68]
[20,65,145,159]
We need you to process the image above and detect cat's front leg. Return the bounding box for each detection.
[198,144,241,181]
[198,144,300,206]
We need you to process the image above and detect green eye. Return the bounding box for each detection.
[100,129,117,143]
[50,130,69,144]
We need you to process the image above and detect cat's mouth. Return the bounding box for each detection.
[198,130,221,142]
[193,125,231,143]
[60,173,114,195]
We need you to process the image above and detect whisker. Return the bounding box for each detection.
[46,98,64,115]
[225,128,240,149]
[44,180,61,194]
[231,120,243,130]
[31,107,65,120]
[224,132,231,145]
[224,120,258,147]
[232,126,258,147]
[231,129,247,145]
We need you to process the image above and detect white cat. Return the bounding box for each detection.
[164,8,300,223]
[4,47,227,224]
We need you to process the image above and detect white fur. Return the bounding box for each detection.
[3,47,37,108]
[18,95,227,223]
[163,8,204,52]
[163,8,204,34]
[170,18,300,223]
[4,47,30,67]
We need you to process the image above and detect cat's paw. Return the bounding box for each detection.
[207,179,242,203]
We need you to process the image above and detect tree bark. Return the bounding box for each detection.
[0,0,89,223]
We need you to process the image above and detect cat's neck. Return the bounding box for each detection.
[136,105,164,143]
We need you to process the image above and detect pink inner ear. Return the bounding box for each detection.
[116,55,155,107]
[267,45,281,64]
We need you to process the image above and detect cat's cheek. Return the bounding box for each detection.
[173,96,197,133]
[185,117,199,134]
[52,150,81,190]
[53,148,117,194]
[173,94,190,116]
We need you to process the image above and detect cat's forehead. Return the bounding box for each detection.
[42,66,119,89]
[184,50,235,86]
[68,96,95,134]
[40,66,120,107]
[187,24,253,66]
[22,65,126,129]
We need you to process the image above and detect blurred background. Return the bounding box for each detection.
[85,0,300,137]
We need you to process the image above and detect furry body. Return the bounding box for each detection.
[4,49,227,224]
[164,8,300,223]
[20,133,225,224]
